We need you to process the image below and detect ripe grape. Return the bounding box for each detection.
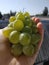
[22,26,32,34]
[32,25,38,33]
[9,16,16,22]
[19,33,31,46]
[8,22,13,27]
[23,45,34,56]
[11,44,22,56]
[2,27,14,38]
[15,12,25,21]
[13,20,24,31]
[24,12,30,17]
[9,31,20,44]
[31,34,41,45]
[23,16,32,27]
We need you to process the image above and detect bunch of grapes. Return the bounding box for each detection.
[3,12,41,56]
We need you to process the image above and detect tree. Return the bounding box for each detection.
[10,10,16,16]
[43,7,48,16]
[0,12,2,19]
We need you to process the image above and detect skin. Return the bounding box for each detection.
[0,17,44,65]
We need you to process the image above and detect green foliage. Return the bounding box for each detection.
[43,7,48,16]
[0,12,2,19]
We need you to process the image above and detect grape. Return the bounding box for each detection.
[23,45,34,56]
[15,12,25,21]
[2,27,14,38]
[13,20,24,31]
[22,26,32,34]
[31,19,36,25]
[24,16,32,27]
[9,16,16,22]
[2,11,41,56]
[24,12,30,17]
[9,31,20,44]
[15,12,22,17]
[31,34,41,45]
[32,25,38,33]
[8,22,13,27]
[11,44,22,56]
[19,33,31,46]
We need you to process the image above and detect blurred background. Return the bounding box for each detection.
[0,0,49,20]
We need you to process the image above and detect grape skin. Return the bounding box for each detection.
[9,31,20,44]
[11,44,22,56]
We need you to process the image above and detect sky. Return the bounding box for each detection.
[0,0,49,15]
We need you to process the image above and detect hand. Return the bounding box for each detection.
[0,17,44,65]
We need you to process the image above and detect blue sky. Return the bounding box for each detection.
[0,0,49,15]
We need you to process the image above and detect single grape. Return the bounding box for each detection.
[15,12,25,21]
[23,45,34,56]
[13,20,24,31]
[2,27,14,38]
[22,26,32,34]
[31,34,41,45]
[19,33,31,46]
[24,12,30,17]
[15,12,22,17]
[24,16,32,27]
[9,16,16,22]
[9,31,20,44]
[11,44,22,56]
[32,25,38,33]
[31,19,36,25]
[8,22,13,27]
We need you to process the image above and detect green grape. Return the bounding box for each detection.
[15,12,25,21]
[32,25,38,33]
[19,33,31,46]
[13,20,24,31]
[31,19,36,25]
[22,26,32,34]
[15,12,22,17]
[8,22,13,27]
[31,34,41,45]
[23,45,34,56]
[24,12,30,17]
[2,27,14,38]
[11,44,22,56]
[24,16,32,27]
[9,31,20,44]
[9,16,16,22]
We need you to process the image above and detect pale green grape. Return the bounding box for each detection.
[22,26,32,34]
[32,25,38,33]
[8,22,13,27]
[9,31,20,44]
[11,44,22,56]
[24,12,30,17]
[9,16,16,22]
[23,45,34,56]
[15,12,25,21]
[13,20,24,31]
[19,33,31,46]
[23,16,32,27]
[2,27,14,38]
[31,34,41,45]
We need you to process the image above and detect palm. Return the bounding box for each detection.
[0,18,44,65]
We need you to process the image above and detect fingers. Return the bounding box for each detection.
[37,22,43,35]
[35,18,40,24]
[31,17,40,24]
[31,17,35,21]
[31,17,43,35]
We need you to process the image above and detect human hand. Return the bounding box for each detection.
[0,17,44,65]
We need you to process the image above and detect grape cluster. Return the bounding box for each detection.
[3,12,41,56]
